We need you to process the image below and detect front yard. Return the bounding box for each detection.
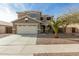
[36,33,79,44]
[0,33,79,56]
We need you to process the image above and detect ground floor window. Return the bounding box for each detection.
[41,25,45,33]
[72,27,76,33]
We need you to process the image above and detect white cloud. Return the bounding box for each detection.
[0,3,17,22]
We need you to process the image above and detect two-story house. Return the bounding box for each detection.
[12,11,52,35]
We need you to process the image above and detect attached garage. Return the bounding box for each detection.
[17,25,38,34]
[15,23,38,35]
[12,12,42,35]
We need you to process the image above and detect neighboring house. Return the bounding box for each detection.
[0,21,13,34]
[66,24,79,33]
[12,11,52,35]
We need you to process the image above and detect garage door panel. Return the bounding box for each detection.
[17,25,38,34]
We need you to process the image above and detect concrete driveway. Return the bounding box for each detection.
[0,34,37,46]
[0,34,37,55]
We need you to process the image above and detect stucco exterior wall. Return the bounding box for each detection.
[66,24,79,33]
[0,26,5,34]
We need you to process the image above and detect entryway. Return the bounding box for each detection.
[6,27,12,34]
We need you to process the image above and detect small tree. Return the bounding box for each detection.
[60,12,79,33]
[59,15,70,33]
[49,17,63,38]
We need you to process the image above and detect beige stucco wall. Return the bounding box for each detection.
[66,24,79,33]
[0,26,5,34]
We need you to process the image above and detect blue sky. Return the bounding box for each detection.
[0,3,79,22]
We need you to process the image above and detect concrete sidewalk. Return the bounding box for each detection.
[0,44,79,55]
[19,44,79,55]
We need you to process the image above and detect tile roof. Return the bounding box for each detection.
[0,21,13,26]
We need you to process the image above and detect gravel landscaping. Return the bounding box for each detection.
[36,33,79,45]
[34,52,79,56]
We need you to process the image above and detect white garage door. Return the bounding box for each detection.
[17,25,38,34]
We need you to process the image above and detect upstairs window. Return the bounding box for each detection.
[30,14,38,18]
[47,17,51,20]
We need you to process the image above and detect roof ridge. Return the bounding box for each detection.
[12,14,43,23]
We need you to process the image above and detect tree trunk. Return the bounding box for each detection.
[63,25,68,33]
[64,24,69,33]
[63,27,66,33]
[54,32,59,38]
